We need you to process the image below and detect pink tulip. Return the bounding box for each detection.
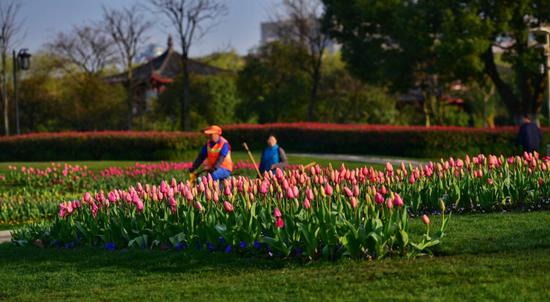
[223,201,234,213]
[324,183,333,196]
[213,190,220,203]
[286,186,295,199]
[306,188,314,200]
[393,193,404,207]
[343,186,353,198]
[273,207,282,218]
[375,192,385,204]
[224,185,232,196]
[83,192,92,203]
[385,162,393,173]
[487,178,494,185]
[421,214,430,225]
[385,197,393,209]
[303,198,311,209]
[409,175,415,184]
[350,197,358,209]
[194,201,204,211]
[353,185,360,197]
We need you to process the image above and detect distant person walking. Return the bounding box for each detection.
[259,135,288,173]
[517,115,542,153]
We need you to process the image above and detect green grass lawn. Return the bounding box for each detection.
[0,152,385,172]
[0,211,549,301]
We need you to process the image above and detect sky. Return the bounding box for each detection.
[16,0,275,57]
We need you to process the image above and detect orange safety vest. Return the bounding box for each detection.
[204,137,233,172]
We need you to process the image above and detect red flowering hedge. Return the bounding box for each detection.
[222,123,549,158]
[0,123,547,161]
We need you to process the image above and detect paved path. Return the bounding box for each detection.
[0,230,11,244]
[289,153,427,167]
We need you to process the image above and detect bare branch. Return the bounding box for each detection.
[102,5,152,70]
[148,0,228,57]
[47,24,115,76]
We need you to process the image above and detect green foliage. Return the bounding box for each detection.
[157,73,242,129]
[199,49,245,72]
[236,42,311,123]
[317,67,399,124]
[17,52,127,131]
[322,0,550,119]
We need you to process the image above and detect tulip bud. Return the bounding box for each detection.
[439,199,446,212]
[421,214,430,225]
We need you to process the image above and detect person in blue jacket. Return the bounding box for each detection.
[259,135,288,173]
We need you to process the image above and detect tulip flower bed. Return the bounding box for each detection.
[0,161,261,224]
[13,166,449,260]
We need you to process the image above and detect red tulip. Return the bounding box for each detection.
[275,217,284,228]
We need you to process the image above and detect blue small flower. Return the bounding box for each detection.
[253,240,262,250]
[239,241,247,249]
[207,242,215,252]
[294,247,303,256]
[175,242,187,251]
[104,242,116,251]
[218,237,226,245]
[64,241,75,249]
[225,245,232,253]
[195,241,202,251]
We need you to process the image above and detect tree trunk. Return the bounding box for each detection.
[481,46,522,124]
[307,68,320,121]
[181,56,191,131]
[1,51,8,136]
[126,66,134,130]
[307,53,323,122]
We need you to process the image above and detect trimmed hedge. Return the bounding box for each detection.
[0,123,547,161]
[0,131,203,161]
[222,123,549,158]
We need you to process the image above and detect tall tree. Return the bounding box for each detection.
[148,0,228,131]
[103,5,152,130]
[0,0,22,136]
[272,0,329,121]
[323,0,550,124]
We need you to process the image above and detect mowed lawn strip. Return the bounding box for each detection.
[0,211,549,301]
[0,152,385,172]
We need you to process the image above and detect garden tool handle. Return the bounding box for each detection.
[242,142,262,178]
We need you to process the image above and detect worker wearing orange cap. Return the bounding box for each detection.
[189,125,234,181]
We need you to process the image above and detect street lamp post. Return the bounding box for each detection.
[529,26,550,125]
[12,49,31,135]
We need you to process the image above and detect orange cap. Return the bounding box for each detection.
[203,125,222,135]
